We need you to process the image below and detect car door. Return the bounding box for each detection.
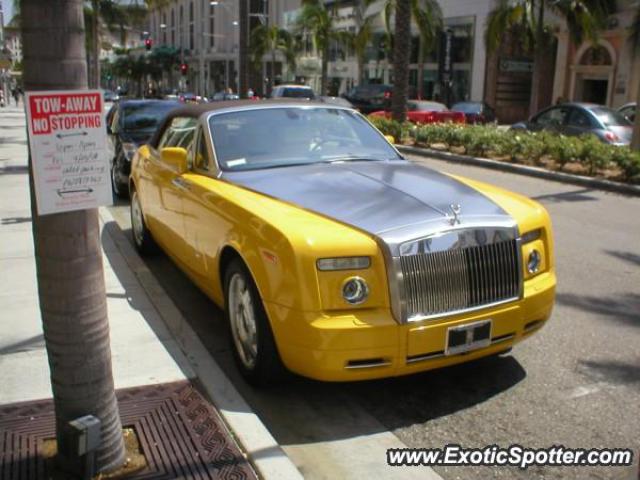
[529,106,569,134]
[139,116,196,260]
[180,124,224,289]
[564,107,596,137]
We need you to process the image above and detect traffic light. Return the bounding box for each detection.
[145,38,152,50]
[180,63,188,76]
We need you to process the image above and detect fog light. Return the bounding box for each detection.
[342,277,369,305]
[527,249,541,274]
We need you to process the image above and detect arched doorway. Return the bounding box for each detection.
[570,42,615,105]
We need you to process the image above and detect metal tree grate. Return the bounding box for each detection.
[0,380,257,479]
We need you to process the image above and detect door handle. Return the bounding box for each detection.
[171,177,191,190]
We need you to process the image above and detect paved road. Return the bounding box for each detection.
[107,151,640,479]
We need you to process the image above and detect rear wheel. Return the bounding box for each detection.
[130,188,158,255]
[224,258,286,386]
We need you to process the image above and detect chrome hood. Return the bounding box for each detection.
[222,160,516,255]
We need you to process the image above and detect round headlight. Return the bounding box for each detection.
[527,249,541,274]
[342,277,369,305]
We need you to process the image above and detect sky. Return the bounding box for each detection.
[2,0,14,26]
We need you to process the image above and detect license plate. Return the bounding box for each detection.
[445,320,492,356]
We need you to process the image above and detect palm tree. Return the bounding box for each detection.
[485,0,614,115]
[351,1,375,85]
[391,0,411,121]
[250,25,297,94]
[21,0,125,475]
[381,0,443,99]
[239,0,249,97]
[296,0,351,95]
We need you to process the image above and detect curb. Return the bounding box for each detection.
[99,207,303,480]
[398,145,640,197]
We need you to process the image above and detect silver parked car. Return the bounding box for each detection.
[512,102,633,146]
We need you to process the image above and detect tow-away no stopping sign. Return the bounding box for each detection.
[25,90,112,216]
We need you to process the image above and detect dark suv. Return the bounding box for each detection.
[342,84,393,114]
[106,100,181,197]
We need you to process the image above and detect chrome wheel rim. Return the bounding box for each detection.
[131,191,144,246]
[228,273,258,370]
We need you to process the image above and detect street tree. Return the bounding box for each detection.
[350,1,375,86]
[21,0,125,475]
[485,0,615,116]
[240,0,249,97]
[296,0,351,95]
[391,0,411,122]
[381,0,443,100]
[250,25,298,94]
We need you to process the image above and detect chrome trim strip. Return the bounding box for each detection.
[406,296,520,323]
[344,360,392,370]
[406,333,516,364]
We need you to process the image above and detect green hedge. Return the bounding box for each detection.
[368,117,640,184]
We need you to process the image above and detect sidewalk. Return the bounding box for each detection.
[0,106,301,479]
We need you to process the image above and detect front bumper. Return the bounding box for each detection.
[265,271,555,382]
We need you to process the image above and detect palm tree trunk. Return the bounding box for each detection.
[21,0,125,475]
[358,57,365,85]
[632,78,640,151]
[417,39,425,100]
[391,0,411,122]
[239,0,249,98]
[271,50,277,95]
[321,44,329,95]
[529,0,545,115]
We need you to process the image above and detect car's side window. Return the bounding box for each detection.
[567,108,593,128]
[110,109,120,133]
[620,106,635,123]
[191,128,211,171]
[158,117,198,150]
[535,107,568,126]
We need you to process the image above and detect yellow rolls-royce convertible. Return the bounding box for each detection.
[129,100,555,385]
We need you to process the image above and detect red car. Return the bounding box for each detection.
[370,100,466,124]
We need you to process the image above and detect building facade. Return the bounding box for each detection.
[147,0,638,122]
[147,0,300,96]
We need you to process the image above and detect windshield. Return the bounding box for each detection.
[282,87,314,99]
[409,101,447,112]
[451,102,481,113]
[209,107,401,171]
[591,107,631,127]
[123,103,178,131]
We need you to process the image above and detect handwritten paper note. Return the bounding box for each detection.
[26,90,112,215]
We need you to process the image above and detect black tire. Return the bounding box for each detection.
[111,159,129,199]
[130,187,158,256]
[224,258,287,386]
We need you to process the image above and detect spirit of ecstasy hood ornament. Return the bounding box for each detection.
[449,204,461,225]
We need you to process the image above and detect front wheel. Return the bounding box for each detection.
[130,188,158,255]
[224,259,286,386]
[111,160,128,199]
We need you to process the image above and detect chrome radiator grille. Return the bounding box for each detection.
[400,238,521,321]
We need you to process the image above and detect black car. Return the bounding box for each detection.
[511,102,632,146]
[451,101,496,124]
[106,99,181,197]
[342,84,392,114]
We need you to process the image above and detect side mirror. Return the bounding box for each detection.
[384,135,396,144]
[160,147,188,174]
